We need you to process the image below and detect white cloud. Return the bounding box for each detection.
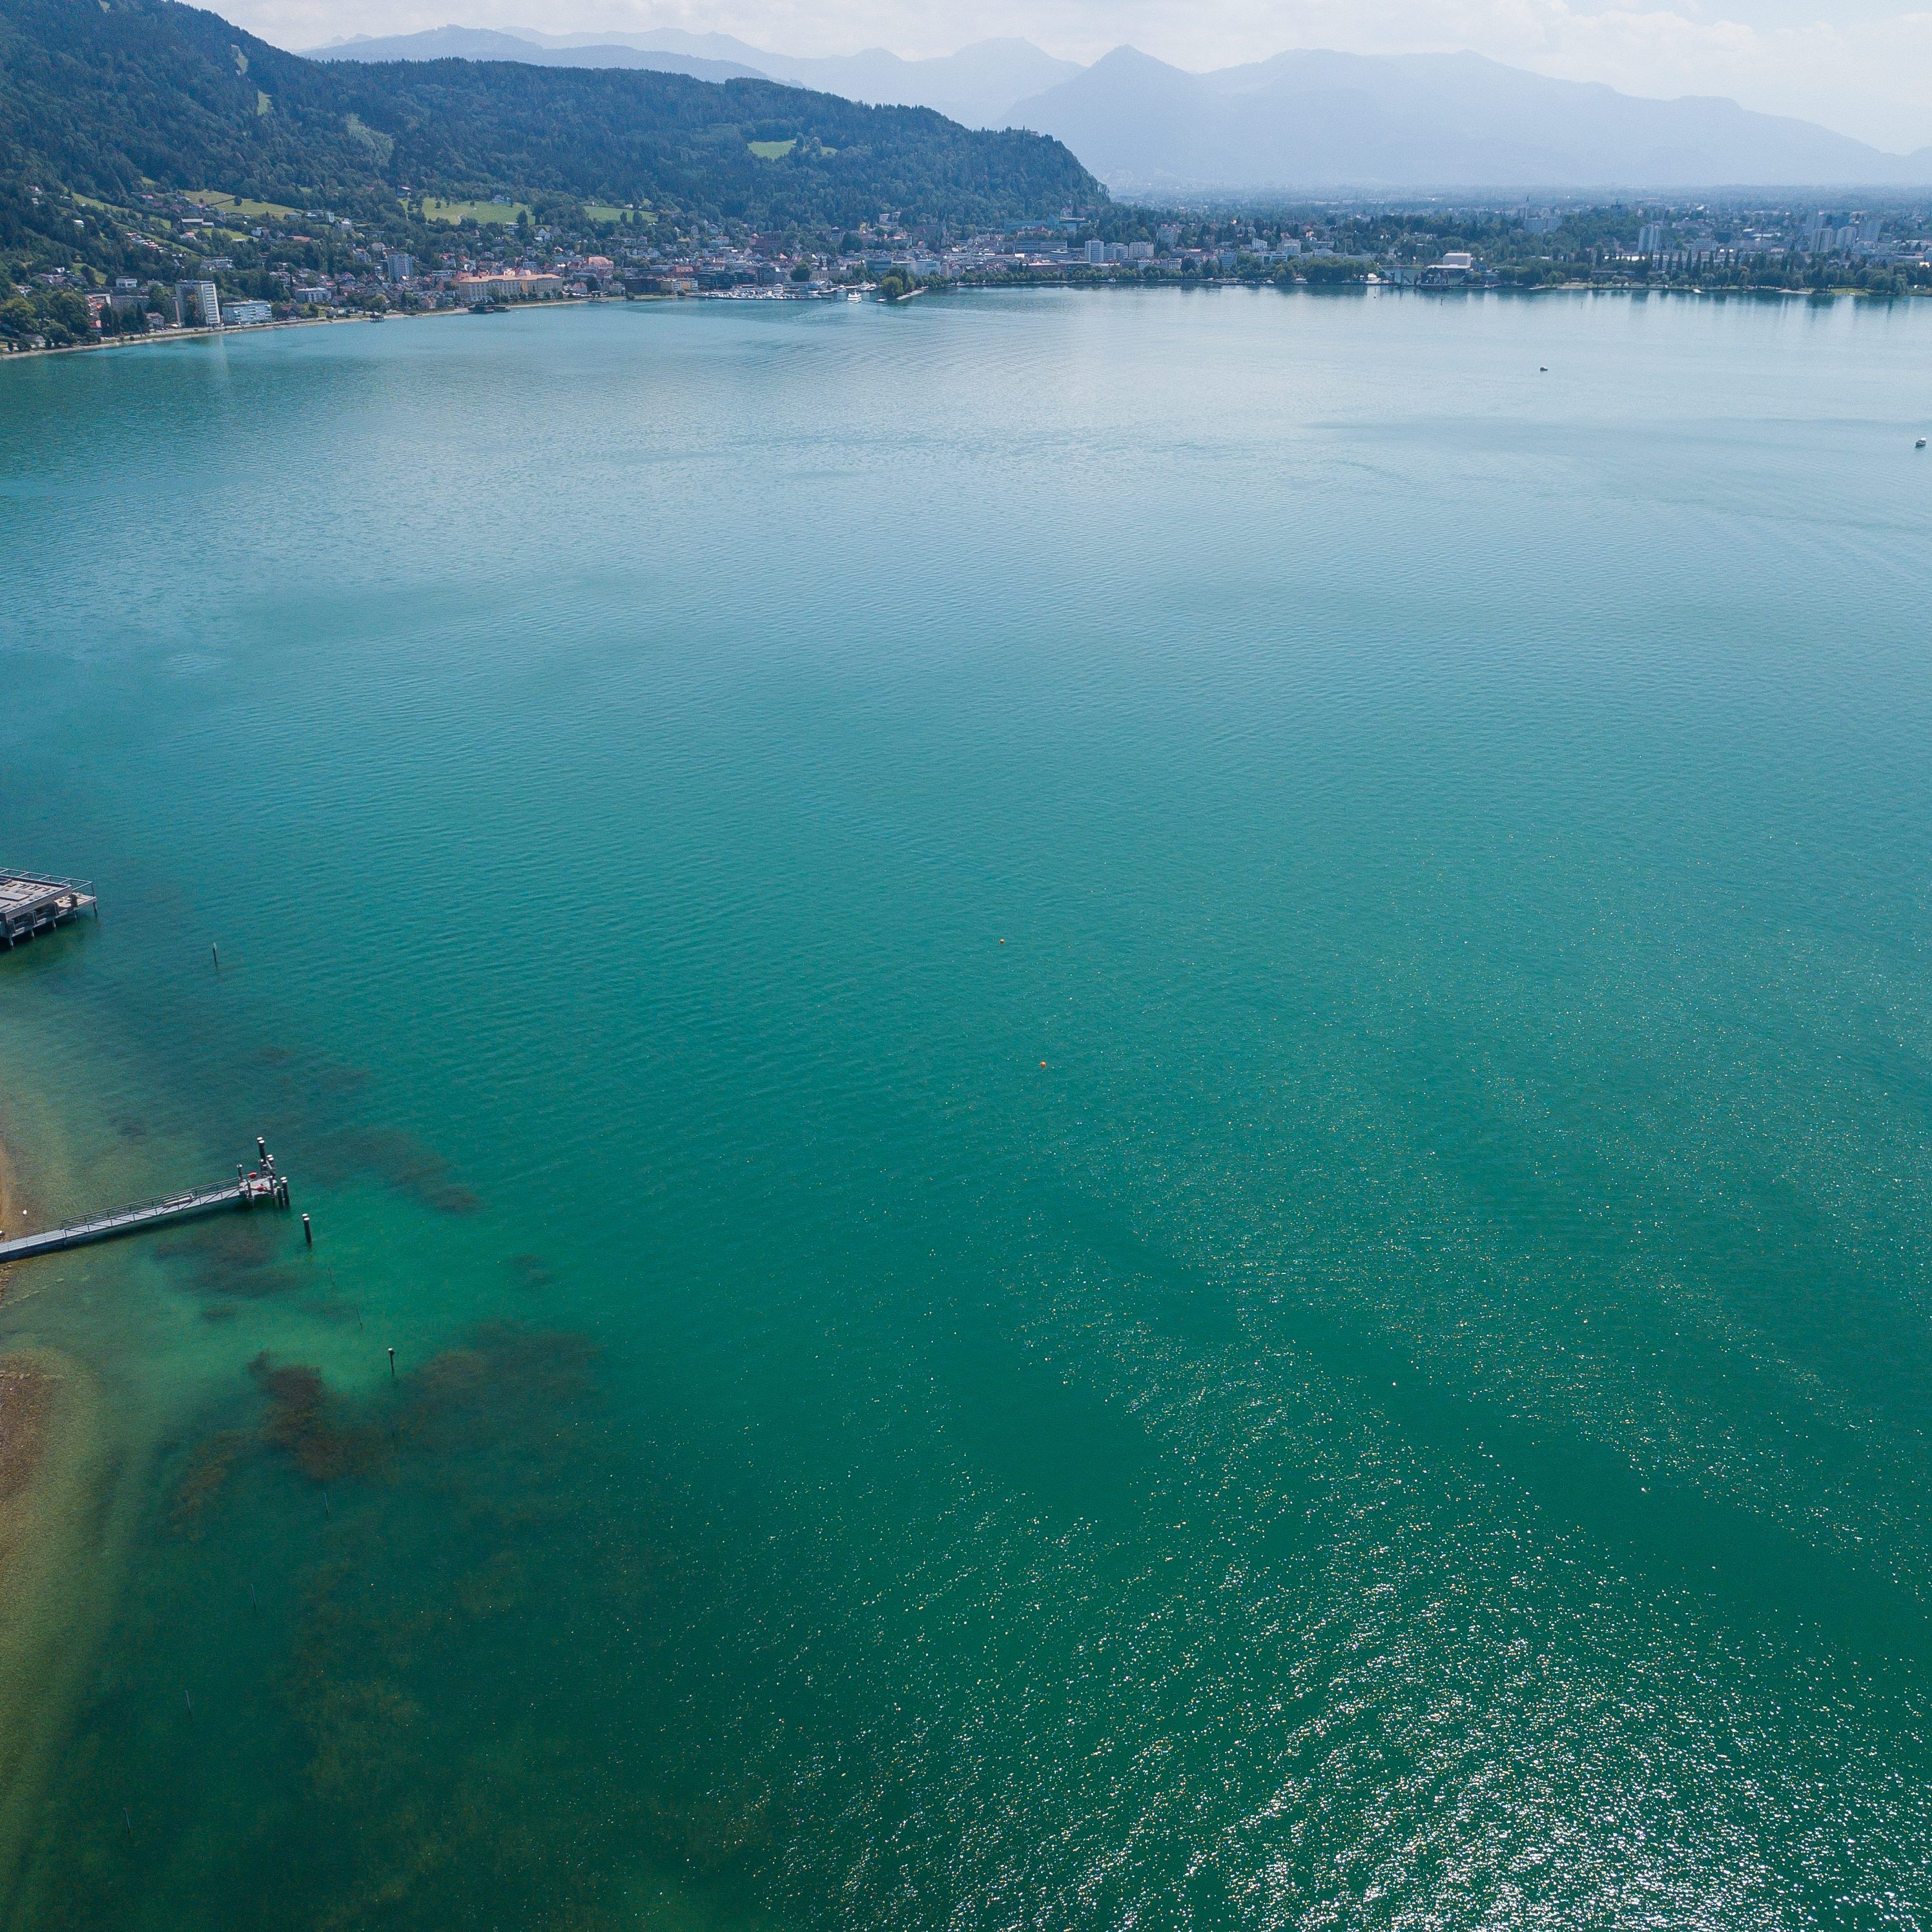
[230,0,1932,152]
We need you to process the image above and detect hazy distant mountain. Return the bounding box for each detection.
[755,37,1083,127]
[302,28,1932,189]
[1010,46,1932,190]
[306,28,1082,129]
[307,28,762,84]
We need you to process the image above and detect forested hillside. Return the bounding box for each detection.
[0,0,1101,227]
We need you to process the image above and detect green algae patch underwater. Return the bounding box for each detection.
[23,1324,796,1932]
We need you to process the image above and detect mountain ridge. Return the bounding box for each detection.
[305,25,1932,188]
[308,27,764,85]
[308,28,1083,130]
[0,0,1104,227]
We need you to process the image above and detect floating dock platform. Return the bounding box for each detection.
[0,1142,291,1264]
[1,871,97,948]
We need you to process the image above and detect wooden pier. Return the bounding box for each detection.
[1,871,97,948]
[0,1143,291,1264]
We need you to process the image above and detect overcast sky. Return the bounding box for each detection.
[229,0,1932,153]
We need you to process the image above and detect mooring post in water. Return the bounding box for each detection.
[388,1346,396,1382]
[211,941,219,971]
[302,1213,312,1247]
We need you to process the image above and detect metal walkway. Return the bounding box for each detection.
[0,1148,291,1264]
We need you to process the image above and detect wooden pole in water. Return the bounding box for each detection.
[302,1213,312,1247]
[211,942,219,971]
[388,1346,396,1382]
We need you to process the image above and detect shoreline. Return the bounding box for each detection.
[0,1101,110,1906]
[3,276,1920,368]
[0,1344,112,1911]
[0,304,462,364]
[0,1076,145,1913]
[0,1355,50,1523]
[0,1116,30,1286]
[0,296,596,364]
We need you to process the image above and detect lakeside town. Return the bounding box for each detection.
[6,182,1932,349]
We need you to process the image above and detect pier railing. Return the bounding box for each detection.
[0,1158,290,1264]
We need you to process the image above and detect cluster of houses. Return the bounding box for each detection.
[30,229,1532,335]
[18,189,1927,353]
[614,224,1342,293]
[1621,212,1926,266]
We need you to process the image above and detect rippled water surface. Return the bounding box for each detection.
[3,289,1932,1929]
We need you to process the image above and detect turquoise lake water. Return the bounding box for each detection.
[3,287,1931,1927]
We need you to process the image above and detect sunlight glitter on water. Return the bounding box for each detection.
[3,288,1931,1927]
